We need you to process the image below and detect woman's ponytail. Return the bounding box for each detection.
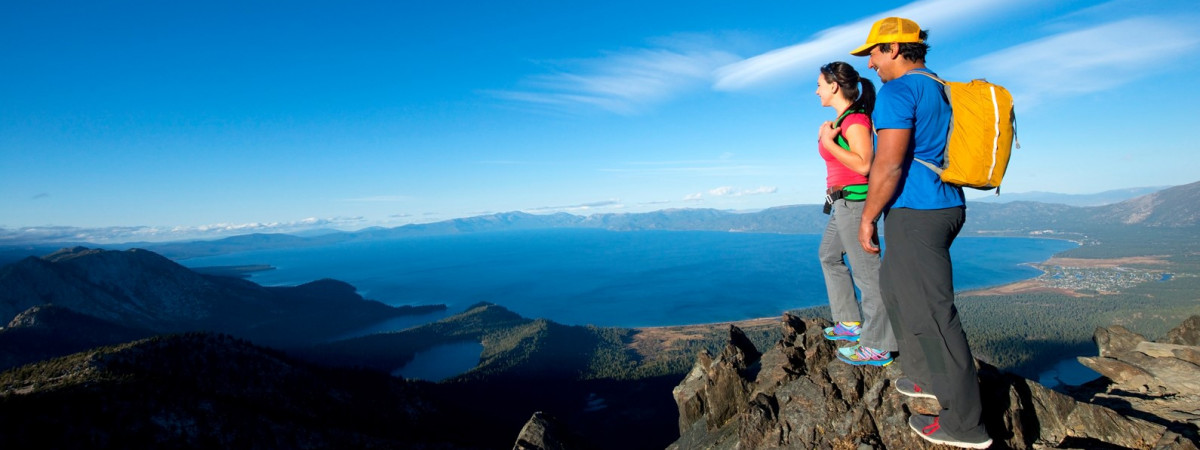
[853,78,876,117]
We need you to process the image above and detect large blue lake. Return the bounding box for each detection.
[181,229,1077,328]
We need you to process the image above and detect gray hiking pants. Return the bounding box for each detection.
[879,206,989,441]
[819,198,896,352]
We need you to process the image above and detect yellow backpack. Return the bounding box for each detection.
[910,72,1018,191]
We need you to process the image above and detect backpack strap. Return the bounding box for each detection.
[833,107,861,127]
[914,158,944,175]
[906,69,950,175]
[833,108,865,151]
[906,69,946,85]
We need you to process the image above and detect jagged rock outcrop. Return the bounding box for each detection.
[671,313,1198,449]
[1075,316,1200,440]
[513,411,595,450]
[1165,315,1200,347]
[673,325,762,438]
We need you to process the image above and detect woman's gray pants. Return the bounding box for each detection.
[818,198,896,352]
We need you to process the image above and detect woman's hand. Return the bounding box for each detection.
[818,121,839,142]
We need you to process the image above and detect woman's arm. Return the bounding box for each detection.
[825,123,873,175]
[818,120,873,176]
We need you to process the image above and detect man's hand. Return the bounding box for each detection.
[858,219,880,254]
[858,127,910,255]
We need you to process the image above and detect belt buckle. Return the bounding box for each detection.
[824,193,834,205]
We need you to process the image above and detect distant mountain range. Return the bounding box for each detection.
[966,180,1200,231]
[1,181,1196,263]
[968,186,1169,206]
[138,180,1199,260]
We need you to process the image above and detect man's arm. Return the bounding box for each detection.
[858,127,911,254]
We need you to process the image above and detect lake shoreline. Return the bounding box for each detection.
[631,245,1093,333]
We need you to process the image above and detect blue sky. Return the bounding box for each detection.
[3,0,1199,243]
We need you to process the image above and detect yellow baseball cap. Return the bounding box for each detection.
[850,17,923,56]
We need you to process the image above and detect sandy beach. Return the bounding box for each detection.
[960,255,1170,297]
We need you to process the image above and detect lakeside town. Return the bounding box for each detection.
[964,255,1176,298]
[1036,262,1173,294]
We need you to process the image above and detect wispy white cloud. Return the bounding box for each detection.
[489,0,1181,117]
[602,160,771,177]
[475,160,550,166]
[524,199,624,214]
[713,0,1020,91]
[709,186,736,196]
[956,16,1200,108]
[718,186,777,196]
[686,185,778,201]
[490,36,741,115]
[639,199,674,206]
[0,217,367,244]
[744,186,778,196]
[342,195,410,202]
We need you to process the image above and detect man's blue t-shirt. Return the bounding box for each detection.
[872,69,965,210]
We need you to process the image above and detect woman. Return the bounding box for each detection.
[815,61,896,366]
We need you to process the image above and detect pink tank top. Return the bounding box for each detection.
[818,112,871,188]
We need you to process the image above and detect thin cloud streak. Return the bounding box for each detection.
[494,0,1027,113]
[713,0,1020,91]
[492,42,741,115]
[600,165,770,177]
[958,16,1200,108]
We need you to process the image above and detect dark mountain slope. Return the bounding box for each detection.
[0,247,443,350]
[0,333,483,449]
[1081,179,1200,227]
[304,302,687,449]
[0,305,153,371]
[966,180,1200,233]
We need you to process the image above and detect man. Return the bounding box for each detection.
[850,17,992,449]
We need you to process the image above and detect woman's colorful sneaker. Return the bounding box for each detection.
[822,322,861,342]
[836,344,893,366]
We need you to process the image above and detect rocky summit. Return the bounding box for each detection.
[1074,315,1200,440]
[665,314,1199,449]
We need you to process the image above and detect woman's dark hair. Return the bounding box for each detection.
[820,61,875,117]
[878,30,930,63]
